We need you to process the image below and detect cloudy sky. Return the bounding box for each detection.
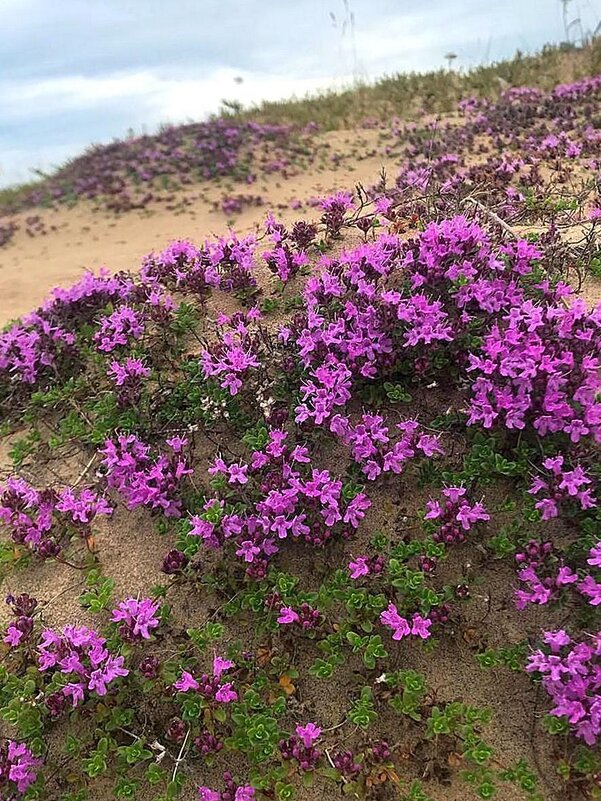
[2,0,601,187]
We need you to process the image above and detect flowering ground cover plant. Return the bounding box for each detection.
[1,68,601,801]
[1,120,317,218]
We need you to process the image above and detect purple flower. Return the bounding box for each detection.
[348,556,370,579]
[37,625,128,708]
[380,603,410,640]
[3,624,25,647]
[235,787,256,801]
[527,629,601,745]
[228,464,248,485]
[63,682,85,707]
[277,606,300,625]
[138,655,160,678]
[543,630,571,653]
[166,435,188,453]
[579,576,601,606]
[198,789,220,801]
[213,655,234,679]
[587,542,601,568]
[556,566,578,586]
[343,492,371,527]
[3,740,42,794]
[236,540,260,563]
[411,613,432,639]
[333,749,362,778]
[174,671,200,692]
[2,602,35,648]
[110,597,160,640]
[161,548,188,574]
[215,682,238,703]
[296,722,321,748]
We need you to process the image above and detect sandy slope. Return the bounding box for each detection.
[2,124,599,325]
[0,130,392,324]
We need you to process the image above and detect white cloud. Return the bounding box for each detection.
[147,68,355,123]
[0,143,81,186]
[0,66,356,127]
[0,72,160,120]
[0,67,356,186]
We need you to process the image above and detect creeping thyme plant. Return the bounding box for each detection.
[2,73,601,801]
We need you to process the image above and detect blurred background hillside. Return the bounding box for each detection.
[2,0,601,188]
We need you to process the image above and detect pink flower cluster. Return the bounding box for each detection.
[0,317,75,385]
[37,625,129,709]
[515,563,578,610]
[537,131,582,158]
[262,212,315,282]
[107,357,150,387]
[107,356,151,406]
[294,356,353,425]
[398,215,532,312]
[0,478,112,558]
[101,434,192,517]
[276,603,321,630]
[94,305,145,352]
[1,270,134,389]
[330,414,444,481]
[284,216,551,433]
[279,722,322,771]
[191,428,370,577]
[200,309,262,395]
[296,248,396,367]
[3,593,37,648]
[39,269,133,317]
[0,740,42,796]
[55,487,113,524]
[173,655,237,704]
[198,780,255,801]
[424,487,490,545]
[526,629,601,745]
[402,74,601,225]
[319,191,354,237]
[141,233,256,297]
[467,299,600,439]
[110,597,161,641]
[515,540,601,610]
[528,455,596,520]
[380,603,432,641]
